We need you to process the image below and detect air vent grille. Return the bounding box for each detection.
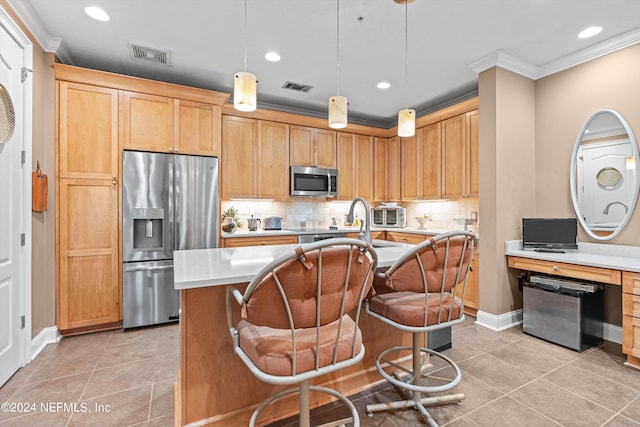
[128,43,170,65]
[282,81,314,93]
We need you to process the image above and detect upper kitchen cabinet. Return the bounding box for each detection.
[57,81,119,180]
[401,122,442,201]
[121,91,174,153]
[290,125,336,168]
[373,137,388,202]
[388,136,401,201]
[336,133,373,201]
[121,93,221,156]
[221,116,289,199]
[174,100,221,156]
[441,110,479,199]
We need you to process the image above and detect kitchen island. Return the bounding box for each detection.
[173,240,415,427]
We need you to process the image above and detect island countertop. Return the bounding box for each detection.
[174,240,415,290]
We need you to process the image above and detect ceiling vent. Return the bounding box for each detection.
[282,81,314,93]
[128,43,170,65]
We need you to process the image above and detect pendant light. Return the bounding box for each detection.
[397,0,415,137]
[328,0,347,129]
[234,0,257,112]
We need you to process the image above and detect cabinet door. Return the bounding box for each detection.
[467,110,479,197]
[336,132,355,200]
[623,315,640,358]
[374,137,388,202]
[314,128,337,168]
[257,121,289,200]
[175,100,221,156]
[457,254,479,310]
[221,116,257,198]
[58,179,120,331]
[289,125,313,166]
[122,91,174,152]
[400,135,418,200]
[58,82,118,180]
[222,235,297,248]
[388,136,401,202]
[356,135,373,200]
[385,231,426,245]
[419,123,442,199]
[442,114,466,199]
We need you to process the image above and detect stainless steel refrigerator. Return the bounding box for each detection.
[122,150,219,328]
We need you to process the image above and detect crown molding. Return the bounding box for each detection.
[537,27,640,78]
[5,0,74,63]
[469,27,640,81]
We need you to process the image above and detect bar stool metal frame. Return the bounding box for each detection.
[226,238,378,427]
[364,230,477,426]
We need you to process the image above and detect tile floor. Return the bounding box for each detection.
[1,317,640,426]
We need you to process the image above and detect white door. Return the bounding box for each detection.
[0,14,29,387]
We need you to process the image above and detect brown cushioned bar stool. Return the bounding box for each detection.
[364,231,477,426]
[226,238,378,427]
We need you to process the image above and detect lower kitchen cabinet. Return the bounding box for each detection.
[623,272,640,367]
[222,235,297,248]
[457,254,479,312]
[57,179,120,334]
[385,231,427,245]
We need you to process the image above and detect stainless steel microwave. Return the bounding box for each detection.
[371,206,406,227]
[290,166,338,197]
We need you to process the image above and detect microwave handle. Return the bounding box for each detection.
[327,170,331,197]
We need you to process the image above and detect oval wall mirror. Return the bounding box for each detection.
[570,109,640,240]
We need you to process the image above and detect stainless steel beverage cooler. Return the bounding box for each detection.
[523,275,603,351]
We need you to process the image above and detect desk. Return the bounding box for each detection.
[173,242,415,427]
[504,240,640,372]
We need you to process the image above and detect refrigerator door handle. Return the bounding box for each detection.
[124,265,174,272]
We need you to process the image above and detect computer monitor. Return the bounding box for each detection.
[522,218,578,250]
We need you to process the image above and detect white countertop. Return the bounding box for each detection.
[221,226,457,238]
[504,240,640,272]
[174,240,414,290]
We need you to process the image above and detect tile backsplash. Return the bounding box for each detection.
[221,198,479,234]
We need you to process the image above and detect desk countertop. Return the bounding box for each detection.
[504,240,640,272]
[174,240,414,290]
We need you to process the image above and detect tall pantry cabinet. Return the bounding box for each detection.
[56,81,120,332]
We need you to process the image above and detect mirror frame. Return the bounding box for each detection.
[570,109,640,241]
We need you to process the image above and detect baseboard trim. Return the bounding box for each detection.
[475,309,523,331]
[31,326,60,360]
[475,310,622,344]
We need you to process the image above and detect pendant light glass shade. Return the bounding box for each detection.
[328,95,347,129]
[233,71,257,112]
[398,108,415,137]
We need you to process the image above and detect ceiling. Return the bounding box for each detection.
[9,0,640,128]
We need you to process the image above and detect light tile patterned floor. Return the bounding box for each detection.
[1,317,640,426]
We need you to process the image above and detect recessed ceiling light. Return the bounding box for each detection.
[265,51,281,62]
[84,6,110,21]
[578,26,602,39]
[377,81,391,89]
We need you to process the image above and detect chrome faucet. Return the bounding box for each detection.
[347,197,372,244]
[603,201,629,215]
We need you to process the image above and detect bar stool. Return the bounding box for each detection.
[364,231,477,426]
[226,238,378,427]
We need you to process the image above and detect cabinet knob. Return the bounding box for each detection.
[112,176,118,186]
[261,241,266,245]
[553,266,559,271]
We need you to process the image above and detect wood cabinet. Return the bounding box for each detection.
[373,137,388,202]
[335,133,373,201]
[456,254,479,312]
[507,257,621,285]
[57,81,120,334]
[385,231,427,245]
[441,114,466,199]
[58,179,120,331]
[387,136,401,202]
[290,125,336,168]
[221,116,289,200]
[121,92,221,156]
[467,110,479,197]
[401,123,442,200]
[58,82,119,180]
[623,272,640,368]
[222,235,297,248]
